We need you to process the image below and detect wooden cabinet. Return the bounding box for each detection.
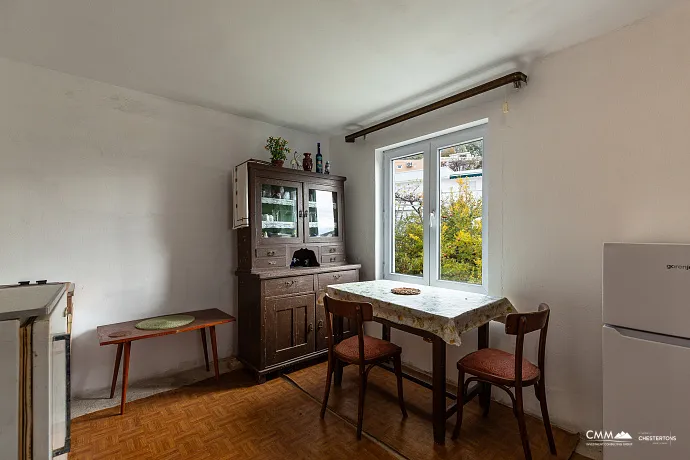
[234,161,360,382]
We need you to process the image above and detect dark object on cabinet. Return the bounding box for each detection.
[235,161,361,383]
[291,248,320,268]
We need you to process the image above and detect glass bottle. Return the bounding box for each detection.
[316,143,323,173]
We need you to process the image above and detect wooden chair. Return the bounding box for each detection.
[320,295,407,439]
[452,304,556,460]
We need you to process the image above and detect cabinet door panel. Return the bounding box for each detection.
[254,177,303,246]
[303,183,344,243]
[266,294,315,365]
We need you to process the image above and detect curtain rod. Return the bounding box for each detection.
[344,72,527,143]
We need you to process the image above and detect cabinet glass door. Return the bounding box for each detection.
[255,178,303,245]
[304,184,343,243]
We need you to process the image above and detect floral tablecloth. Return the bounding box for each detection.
[324,280,515,346]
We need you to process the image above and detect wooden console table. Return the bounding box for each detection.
[97,308,236,414]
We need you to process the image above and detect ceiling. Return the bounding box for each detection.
[0,0,678,133]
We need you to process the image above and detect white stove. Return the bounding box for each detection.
[0,282,72,460]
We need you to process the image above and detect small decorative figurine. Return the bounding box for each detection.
[302,152,313,171]
[315,143,323,173]
[325,161,331,175]
[291,151,300,169]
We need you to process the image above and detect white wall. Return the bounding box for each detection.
[330,1,690,434]
[0,56,326,397]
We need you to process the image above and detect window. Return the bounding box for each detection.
[382,124,487,292]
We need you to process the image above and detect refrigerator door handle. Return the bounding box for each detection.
[52,333,71,457]
[607,325,690,350]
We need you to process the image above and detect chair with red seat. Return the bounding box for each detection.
[452,303,556,460]
[320,294,407,439]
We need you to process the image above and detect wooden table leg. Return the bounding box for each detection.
[478,323,491,415]
[334,316,344,387]
[209,325,220,381]
[381,324,391,342]
[432,336,447,445]
[110,343,123,399]
[200,328,210,372]
[120,342,131,415]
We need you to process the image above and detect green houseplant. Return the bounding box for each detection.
[265,136,291,167]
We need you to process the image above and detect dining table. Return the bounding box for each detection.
[325,279,515,445]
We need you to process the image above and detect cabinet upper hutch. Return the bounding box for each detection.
[233,160,360,382]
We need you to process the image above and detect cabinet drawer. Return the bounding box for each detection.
[264,275,314,297]
[321,254,346,264]
[255,258,287,269]
[321,245,345,256]
[317,270,359,290]
[256,246,287,258]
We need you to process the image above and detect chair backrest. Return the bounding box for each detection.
[323,294,373,366]
[504,303,551,384]
[504,303,550,335]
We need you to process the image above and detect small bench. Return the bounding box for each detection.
[97,308,236,414]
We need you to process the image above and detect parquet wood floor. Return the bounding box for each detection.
[287,362,579,460]
[70,364,587,460]
[69,370,392,460]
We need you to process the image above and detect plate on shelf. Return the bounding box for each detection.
[262,221,296,229]
[261,197,295,205]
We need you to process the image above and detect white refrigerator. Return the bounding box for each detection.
[603,243,690,459]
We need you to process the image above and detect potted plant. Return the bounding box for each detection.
[265,136,291,167]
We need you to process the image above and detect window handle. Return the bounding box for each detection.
[429,210,435,228]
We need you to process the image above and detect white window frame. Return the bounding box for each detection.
[382,123,488,294]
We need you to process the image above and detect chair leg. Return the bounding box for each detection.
[515,386,532,460]
[536,381,557,455]
[356,370,367,440]
[320,356,334,419]
[452,369,465,440]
